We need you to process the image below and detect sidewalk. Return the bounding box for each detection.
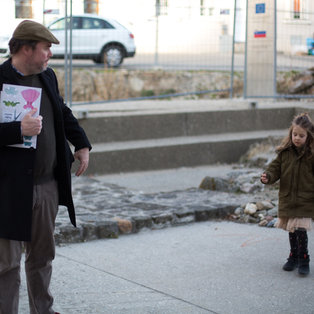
[72,98,306,116]
[19,221,314,313]
[18,164,313,314]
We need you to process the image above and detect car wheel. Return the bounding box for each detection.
[101,45,124,67]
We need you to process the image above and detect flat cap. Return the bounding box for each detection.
[13,20,59,44]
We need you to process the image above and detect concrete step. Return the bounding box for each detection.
[86,129,286,174]
[78,106,295,144]
[74,99,313,175]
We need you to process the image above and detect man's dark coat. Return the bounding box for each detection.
[0,59,91,241]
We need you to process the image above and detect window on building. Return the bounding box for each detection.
[15,0,33,18]
[156,0,168,16]
[292,0,308,19]
[84,0,99,15]
[294,0,301,18]
[220,9,230,15]
[200,0,214,16]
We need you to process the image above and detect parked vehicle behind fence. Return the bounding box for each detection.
[48,14,136,67]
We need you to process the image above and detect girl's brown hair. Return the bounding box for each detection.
[277,112,314,158]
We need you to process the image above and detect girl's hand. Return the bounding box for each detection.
[260,173,268,184]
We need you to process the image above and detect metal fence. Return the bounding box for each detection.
[38,0,314,104]
[58,0,236,106]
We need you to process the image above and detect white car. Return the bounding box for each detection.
[0,34,11,58]
[48,14,136,67]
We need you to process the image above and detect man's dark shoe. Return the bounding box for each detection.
[282,253,298,271]
[298,254,310,276]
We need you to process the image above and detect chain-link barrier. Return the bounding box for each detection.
[1,0,314,103]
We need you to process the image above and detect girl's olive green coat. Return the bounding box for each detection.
[264,146,314,219]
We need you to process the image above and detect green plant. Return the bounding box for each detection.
[160,88,176,95]
[141,89,155,97]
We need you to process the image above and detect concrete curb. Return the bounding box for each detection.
[54,203,239,245]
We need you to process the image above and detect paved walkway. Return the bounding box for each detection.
[72,98,307,117]
[16,164,313,313]
[19,221,314,313]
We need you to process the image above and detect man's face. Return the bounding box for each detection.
[27,41,52,74]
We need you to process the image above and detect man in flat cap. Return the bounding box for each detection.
[0,20,91,314]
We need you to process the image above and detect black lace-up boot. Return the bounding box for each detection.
[282,232,298,271]
[295,229,310,276]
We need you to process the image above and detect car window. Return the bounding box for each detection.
[49,18,65,30]
[72,17,81,29]
[82,17,114,30]
[49,17,81,30]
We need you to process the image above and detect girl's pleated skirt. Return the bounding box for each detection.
[276,217,313,232]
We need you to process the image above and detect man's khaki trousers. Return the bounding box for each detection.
[0,180,59,314]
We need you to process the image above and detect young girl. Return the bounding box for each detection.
[261,113,314,276]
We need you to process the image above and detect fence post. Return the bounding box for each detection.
[154,0,160,66]
[274,0,277,98]
[69,0,73,107]
[64,0,73,107]
[64,0,68,105]
[244,0,248,98]
[230,0,237,98]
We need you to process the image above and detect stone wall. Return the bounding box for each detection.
[53,67,314,103]
[54,68,244,102]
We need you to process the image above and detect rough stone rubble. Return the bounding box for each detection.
[54,137,283,245]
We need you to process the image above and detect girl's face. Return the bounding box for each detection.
[292,125,308,148]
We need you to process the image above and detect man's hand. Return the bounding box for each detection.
[74,147,90,176]
[21,108,42,136]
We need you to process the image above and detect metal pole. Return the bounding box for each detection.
[69,0,73,107]
[64,0,68,105]
[64,0,73,107]
[43,0,46,24]
[154,0,159,66]
[244,0,248,98]
[230,0,237,98]
[273,0,277,98]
